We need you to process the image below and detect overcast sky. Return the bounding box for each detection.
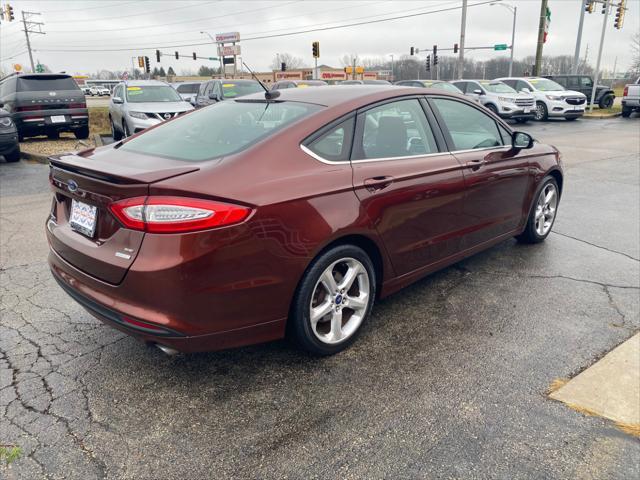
[1,0,638,76]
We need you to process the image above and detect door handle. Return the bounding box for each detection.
[466,159,487,169]
[364,176,394,192]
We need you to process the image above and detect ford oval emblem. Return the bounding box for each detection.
[67,179,78,192]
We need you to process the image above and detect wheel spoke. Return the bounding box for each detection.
[347,293,367,311]
[544,188,555,206]
[330,310,343,342]
[311,299,333,325]
[320,269,338,294]
[338,263,362,291]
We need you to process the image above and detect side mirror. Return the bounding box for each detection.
[112,97,123,104]
[521,87,530,93]
[512,131,534,150]
[473,89,483,95]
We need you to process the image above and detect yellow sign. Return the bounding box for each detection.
[355,66,364,74]
[222,84,235,87]
[127,86,141,90]
[13,63,22,72]
[344,66,353,74]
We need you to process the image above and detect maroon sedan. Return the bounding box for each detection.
[46,86,563,356]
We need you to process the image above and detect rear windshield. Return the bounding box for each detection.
[175,83,200,94]
[120,100,322,161]
[480,81,516,94]
[221,82,263,99]
[126,85,182,103]
[17,77,80,92]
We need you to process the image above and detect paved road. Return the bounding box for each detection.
[1,118,639,479]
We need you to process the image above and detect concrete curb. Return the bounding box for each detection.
[20,150,49,164]
[582,112,622,120]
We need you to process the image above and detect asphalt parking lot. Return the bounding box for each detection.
[1,118,638,479]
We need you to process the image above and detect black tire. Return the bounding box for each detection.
[534,102,548,121]
[485,103,498,115]
[565,117,578,121]
[74,126,90,140]
[515,118,529,124]
[598,94,614,109]
[4,147,20,162]
[47,131,60,140]
[18,132,24,142]
[516,176,560,244]
[288,244,376,356]
[621,107,632,118]
[110,117,123,141]
[123,121,131,138]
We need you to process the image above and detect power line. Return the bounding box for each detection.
[35,0,494,53]
[46,1,301,33]
[39,1,138,14]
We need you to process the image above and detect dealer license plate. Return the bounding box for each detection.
[51,115,66,123]
[70,199,97,238]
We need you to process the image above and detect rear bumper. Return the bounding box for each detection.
[622,98,640,108]
[15,109,89,134]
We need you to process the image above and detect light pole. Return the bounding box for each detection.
[200,31,221,77]
[491,2,517,77]
[389,54,394,82]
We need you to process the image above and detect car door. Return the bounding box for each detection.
[350,97,468,276]
[428,97,532,249]
[111,85,124,130]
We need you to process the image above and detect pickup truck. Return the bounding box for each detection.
[621,77,640,118]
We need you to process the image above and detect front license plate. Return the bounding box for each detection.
[51,115,66,123]
[70,199,97,238]
[523,107,531,113]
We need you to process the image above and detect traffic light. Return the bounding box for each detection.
[432,45,438,66]
[584,0,594,13]
[155,50,161,62]
[192,52,197,60]
[144,56,150,73]
[175,51,179,60]
[137,56,144,68]
[453,43,459,54]
[4,4,14,21]
[281,62,286,72]
[410,47,414,56]
[425,55,431,72]
[312,41,320,58]
[614,0,626,29]
[601,1,607,14]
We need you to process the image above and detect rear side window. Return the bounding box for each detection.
[121,100,322,162]
[356,99,438,160]
[431,98,504,151]
[176,84,200,94]
[17,76,80,92]
[306,117,355,162]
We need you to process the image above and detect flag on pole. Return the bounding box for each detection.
[543,6,551,43]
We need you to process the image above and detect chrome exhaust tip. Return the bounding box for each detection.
[156,344,180,356]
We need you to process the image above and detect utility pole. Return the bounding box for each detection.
[21,10,44,73]
[572,1,587,73]
[457,0,467,79]
[612,55,617,80]
[581,43,590,74]
[534,0,548,76]
[590,1,610,112]
[508,6,517,77]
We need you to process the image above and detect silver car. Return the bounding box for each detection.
[452,79,535,123]
[171,81,202,104]
[109,80,194,139]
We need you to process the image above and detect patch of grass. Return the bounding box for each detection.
[89,106,110,135]
[615,422,640,438]
[0,445,22,465]
[613,87,624,98]
[546,377,569,395]
[583,104,622,117]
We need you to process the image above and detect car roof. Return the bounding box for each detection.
[122,80,170,86]
[239,85,460,108]
[213,79,259,83]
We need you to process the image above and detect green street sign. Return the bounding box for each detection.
[35,63,44,73]
[494,44,508,51]
[208,57,219,61]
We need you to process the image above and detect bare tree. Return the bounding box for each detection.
[339,54,360,67]
[629,32,640,77]
[270,53,305,70]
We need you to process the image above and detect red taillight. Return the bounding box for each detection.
[16,105,43,112]
[109,196,251,233]
[69,102,86,109]
[623,86,628,97]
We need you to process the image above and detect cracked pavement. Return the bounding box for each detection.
[1,119,639,479]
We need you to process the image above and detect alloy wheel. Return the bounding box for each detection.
[534,103,545,121]
[309,257,370,345]
[534,183,557,236]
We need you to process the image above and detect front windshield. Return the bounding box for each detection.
[480,81,517,94]
[120,100,322,161]
[125,85,182,103]
[528,78,565,92]
[430,82,463,93]
[221,82,264,99]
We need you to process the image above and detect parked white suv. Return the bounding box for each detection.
[89,85,110,96]
[498,77,586,121]
[451,79,535,123]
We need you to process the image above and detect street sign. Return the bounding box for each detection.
[355,66,364,74]
[218,45,241,56]
[222,57,235,65]
[494,44,508,51]
[208,57,218,61]
[215,31,240,43]
[35,64,44,73]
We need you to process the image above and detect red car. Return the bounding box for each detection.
[47,86,563,356]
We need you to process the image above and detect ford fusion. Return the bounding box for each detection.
[47,86,563,356]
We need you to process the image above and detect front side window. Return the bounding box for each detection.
[121,100,321,162]
[125,85,182,103]
[579,76,593,87]
[431,98,504,151]
[306,117,354,162]
[356,99,438,160]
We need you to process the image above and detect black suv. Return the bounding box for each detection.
[542,74,615,109]
[0,108,20,162]
[193,79,263,108]
[0,73,89,140]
